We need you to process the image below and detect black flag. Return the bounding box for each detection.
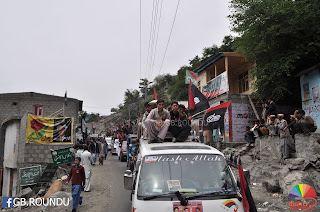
[203,101,231,130]
[188,81,210,116]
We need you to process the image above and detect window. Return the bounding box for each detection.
[137,154,237,199]
[33,105,43,116]
[238,71,249,93]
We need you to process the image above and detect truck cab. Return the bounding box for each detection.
[124,139,246,212]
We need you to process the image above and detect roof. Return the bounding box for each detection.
[193,52,244,74]
[139,139,224,157]
[0,92,82,102]
[296,64,320,77]
[0,92,83,111]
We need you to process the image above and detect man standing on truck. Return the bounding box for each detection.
[145,99,170,143]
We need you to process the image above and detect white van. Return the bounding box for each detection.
[124,140,247,212]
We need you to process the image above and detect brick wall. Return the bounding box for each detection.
[0,92,82,168]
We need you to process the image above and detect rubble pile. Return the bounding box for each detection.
[222,133,320,211]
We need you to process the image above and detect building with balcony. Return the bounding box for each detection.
[193,52,257,143]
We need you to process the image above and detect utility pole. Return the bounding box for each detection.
[139,79,153,102]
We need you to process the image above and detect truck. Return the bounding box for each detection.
[124,139,250,212]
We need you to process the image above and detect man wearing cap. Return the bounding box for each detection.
[266,115,279,135]
[145,99,171,143]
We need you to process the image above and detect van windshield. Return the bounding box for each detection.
[137,154,237,198]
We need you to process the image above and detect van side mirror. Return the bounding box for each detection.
[124,170,133,190]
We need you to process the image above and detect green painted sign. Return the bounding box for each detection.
[51,147,73,166]
[20,166,41,186]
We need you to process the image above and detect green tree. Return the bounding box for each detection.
[229,0,320,104]
[124,89,140,105]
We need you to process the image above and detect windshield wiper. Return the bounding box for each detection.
[186,190,237,200]
[141,192,175,200]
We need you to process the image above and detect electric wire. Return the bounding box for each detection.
[150,0,164,79]
[148,0,160,79]
[145,0,157,78]
[139,0,142,79]
[158,0,181,75]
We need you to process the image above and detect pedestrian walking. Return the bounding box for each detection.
[66,157,85,212]
[105,143,108,159]
[99,140,105,165]
[80,144,93,192]
[89,138,100,165]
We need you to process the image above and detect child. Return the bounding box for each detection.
[66,157,85,212]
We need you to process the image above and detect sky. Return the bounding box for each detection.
[0,0,232,115]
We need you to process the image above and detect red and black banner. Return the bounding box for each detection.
[188,81,210,116]
[203,101,231,130]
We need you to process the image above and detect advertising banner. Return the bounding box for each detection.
[26,114,73,144]
[202,71,229,98]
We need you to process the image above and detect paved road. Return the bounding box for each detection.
[105,153,132,212]
[78,153,131,212]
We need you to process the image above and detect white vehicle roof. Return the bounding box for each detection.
[139,139,224,157]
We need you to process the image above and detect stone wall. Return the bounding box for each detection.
[295,133,320,158]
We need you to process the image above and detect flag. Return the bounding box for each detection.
[64,91,67,106]
[153,88,157,100]
[120,122,123,131]
[238,163,250,212]
[118,133,123,139]
[238,163,257,212]
[185,70,198,85]
[203,101,231,130]
[188,80,210,116]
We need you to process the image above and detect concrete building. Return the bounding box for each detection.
[193,52,257,142]
[0,92,82,197]
[297,64,320,133]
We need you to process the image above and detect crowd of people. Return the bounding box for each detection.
[244,98,317,161]
[138,99,195,144]
[67,137,109,212]
[66,98,318,211]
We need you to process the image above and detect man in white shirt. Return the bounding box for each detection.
[80,144,93,192]
[145,99,170,143]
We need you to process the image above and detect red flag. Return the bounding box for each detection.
[238,163,250,212]
[120,122,123,131]
[118,133,123,139]
[188,80,196,111]
[153,88,157,100]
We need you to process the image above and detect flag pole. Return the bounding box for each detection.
[191,109,207,118]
